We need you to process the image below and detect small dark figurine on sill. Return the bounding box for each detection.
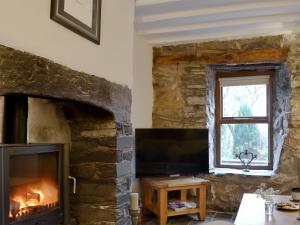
[235,143,257,172]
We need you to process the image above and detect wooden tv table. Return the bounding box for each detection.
[142,177,209,225]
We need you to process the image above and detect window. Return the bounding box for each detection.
[215,71,273,169]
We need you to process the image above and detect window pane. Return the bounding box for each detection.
[222,84,267,117]
[220,123,269,166]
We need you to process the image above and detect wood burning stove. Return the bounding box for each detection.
[0,144,69,225]
[0,96,70,225]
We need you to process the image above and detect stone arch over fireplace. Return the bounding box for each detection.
[0,44,131,122]
[0,44,133,225]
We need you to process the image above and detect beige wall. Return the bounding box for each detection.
[0,0,135,88]
[131,34,152,191]
[132,34,153,128]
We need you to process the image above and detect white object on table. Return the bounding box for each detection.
[130,192,139,210]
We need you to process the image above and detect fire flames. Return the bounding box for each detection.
[9,178,59,220]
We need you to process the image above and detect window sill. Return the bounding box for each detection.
[210,168,275,177]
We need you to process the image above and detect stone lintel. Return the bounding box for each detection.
[0,44,131,122]
[154,48,288,65]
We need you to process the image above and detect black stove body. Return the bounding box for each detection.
[0,144,69,225]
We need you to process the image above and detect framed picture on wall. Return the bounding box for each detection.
[51,0,101,44]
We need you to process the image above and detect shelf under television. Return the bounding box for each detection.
[142,177,209,225]
[167,208,199,217]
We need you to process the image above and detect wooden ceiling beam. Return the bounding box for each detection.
[148,25,300,45]
[136,0,251,16]
[153,48,288,65]
[135,0,300,44]
[136,0,300,23]
[137,13,300,36]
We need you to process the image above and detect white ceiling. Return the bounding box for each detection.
[135,0,300,45]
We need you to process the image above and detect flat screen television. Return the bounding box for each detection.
[135,128,209,177]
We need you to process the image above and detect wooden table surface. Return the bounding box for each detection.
[144,177,209,189]
[235,194,300,225]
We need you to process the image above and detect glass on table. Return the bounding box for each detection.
[265,199,275,216]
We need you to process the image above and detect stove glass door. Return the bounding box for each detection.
[9,152,59,222]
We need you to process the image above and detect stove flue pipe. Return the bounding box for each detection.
[2,95,28,144]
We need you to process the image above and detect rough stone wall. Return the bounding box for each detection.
[65,104,133,225]
[153,35,300,212]
[116,134,134,225]
[272,64,291,172]
[153,64,208,128]
[284,33,300,184]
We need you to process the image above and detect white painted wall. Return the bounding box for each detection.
[132,34,153,128]
[0,0,135,88]
[131,34,152,192]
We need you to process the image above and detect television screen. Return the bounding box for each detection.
[135,128,209,177]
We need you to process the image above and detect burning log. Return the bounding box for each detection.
[9,200,20,218]
[9,178,59,222]
[12,201,59,218]
[25,192,41,205]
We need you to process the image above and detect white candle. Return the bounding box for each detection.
[130,193,139,210]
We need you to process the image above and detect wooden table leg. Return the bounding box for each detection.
[180,189,187,202]
[158,189,168,225]
[143,182,151,215]
[197,184,206,221]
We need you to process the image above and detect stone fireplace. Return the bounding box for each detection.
[0,44,133,225]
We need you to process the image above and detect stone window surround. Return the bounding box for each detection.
[207,63,291,175]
